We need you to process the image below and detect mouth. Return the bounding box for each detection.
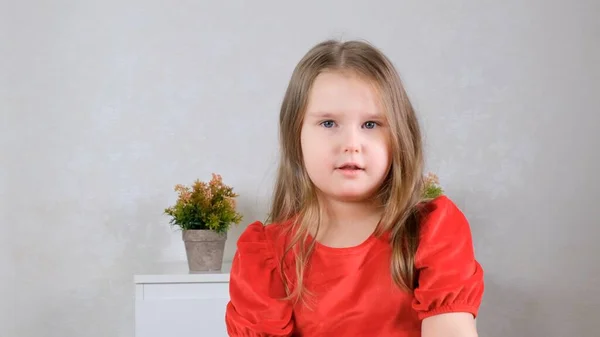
[336,163,364,171]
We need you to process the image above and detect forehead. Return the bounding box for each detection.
[305,71,383,118]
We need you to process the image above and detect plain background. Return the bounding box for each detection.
[2,1,599,336]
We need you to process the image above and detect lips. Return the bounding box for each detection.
[337,163,364,170]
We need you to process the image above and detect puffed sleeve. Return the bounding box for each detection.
[225,221,294,336]
[411,196,485,320]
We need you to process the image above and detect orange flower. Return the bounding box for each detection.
[424,172,440,185]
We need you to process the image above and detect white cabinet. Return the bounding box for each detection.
[135,262,231,337]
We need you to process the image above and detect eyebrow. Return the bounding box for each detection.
[305,111,337,119]
[305,111,384,119]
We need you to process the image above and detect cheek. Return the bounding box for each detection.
[300,129,319,167]
[302,128,328,155]
[301,136,333,179]
[376,146,391,166]
[373,134,392,168]
[303,140,329,166]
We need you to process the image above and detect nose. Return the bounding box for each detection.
[342,129,361,153]
[344,145,360,153]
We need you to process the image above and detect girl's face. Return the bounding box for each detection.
[300,70,392,203]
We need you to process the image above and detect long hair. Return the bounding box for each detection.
[268,39,425,304]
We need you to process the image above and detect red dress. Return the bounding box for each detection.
[225,196,484,336]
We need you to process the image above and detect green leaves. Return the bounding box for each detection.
[422,172,444,199]
[164,173,243,233]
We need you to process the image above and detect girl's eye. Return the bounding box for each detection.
[363,121,378,129]
[321,120,336,128]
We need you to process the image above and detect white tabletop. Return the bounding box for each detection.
[134,261,232,284]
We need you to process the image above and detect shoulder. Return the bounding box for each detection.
[411,195,484,320]
[237,220,292,249]
[414,195,476,267]
[417,195,472,239]
[226,220,296,335]
[417,195,466,221]
[235,220,294,267]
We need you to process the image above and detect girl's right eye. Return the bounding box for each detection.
[320,120,336,128]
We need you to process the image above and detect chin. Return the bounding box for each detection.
[312,178,382,202]
[326,189,378,202]
[337,195,372,203]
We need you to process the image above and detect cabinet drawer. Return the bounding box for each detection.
[135,297,229,337]
[142,282,229,300]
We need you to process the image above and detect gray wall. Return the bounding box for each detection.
[2,1,599,336]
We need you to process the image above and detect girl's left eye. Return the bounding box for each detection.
[363,121,378,129]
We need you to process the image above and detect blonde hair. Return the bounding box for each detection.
[269,39,425,304]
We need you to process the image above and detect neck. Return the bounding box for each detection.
[318,196,383,231]
[312,196,383,248]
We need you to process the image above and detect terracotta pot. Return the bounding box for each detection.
[182,230,227,272]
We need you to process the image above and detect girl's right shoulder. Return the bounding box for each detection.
[236,220,293,252]
[226,220,296,336]
[234,221,294,271]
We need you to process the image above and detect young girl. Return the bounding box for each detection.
[225,39,484,337]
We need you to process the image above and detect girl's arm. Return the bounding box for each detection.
[225,221,294,337]
[411,196,485,337]
[422,313,478,337]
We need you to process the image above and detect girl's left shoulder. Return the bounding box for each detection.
[417,195,472,239]
[411,195,485,320]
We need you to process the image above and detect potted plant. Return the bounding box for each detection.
[423,172,444,199]
[164,173,243,272]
